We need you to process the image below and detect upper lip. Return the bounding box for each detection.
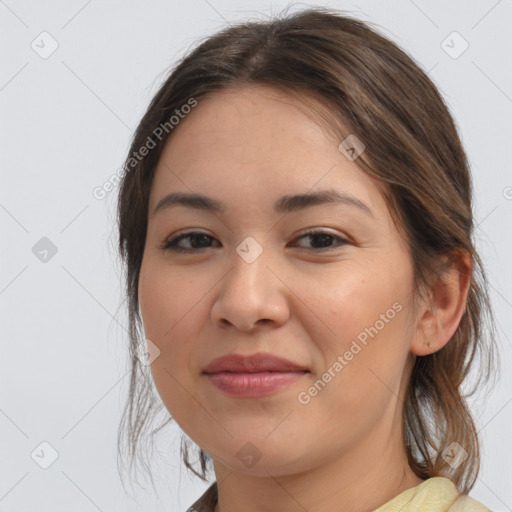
[203,352,309,374]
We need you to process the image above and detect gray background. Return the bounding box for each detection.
[1,0,511,510]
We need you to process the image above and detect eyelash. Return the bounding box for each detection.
[160,229,350,253]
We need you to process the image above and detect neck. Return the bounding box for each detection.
[212,431,424,512]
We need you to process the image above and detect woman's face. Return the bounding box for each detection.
[138,85,420,476]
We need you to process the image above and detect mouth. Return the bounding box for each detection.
[202,352,309,398]
[205,370,308,397]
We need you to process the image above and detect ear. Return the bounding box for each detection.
[411,249,472,356]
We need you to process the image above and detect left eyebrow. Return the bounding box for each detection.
[274,190,373,217]
[152,189,373,217]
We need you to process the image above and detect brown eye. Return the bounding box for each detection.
[161,232,221,252]
[291,230,349,251]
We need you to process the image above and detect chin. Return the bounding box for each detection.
[208,437,312,477]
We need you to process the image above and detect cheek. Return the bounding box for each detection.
[291,267,412,447]
[138,259,209,342]
[138,261,204,388]
[139,261,210,431]
[291,257,414,408]
[296,260,410,346]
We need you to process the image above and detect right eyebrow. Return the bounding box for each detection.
[152,192,225,216]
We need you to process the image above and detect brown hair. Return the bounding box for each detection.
[116,5,499,494]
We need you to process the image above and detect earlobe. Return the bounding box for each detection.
[411,249,472,356]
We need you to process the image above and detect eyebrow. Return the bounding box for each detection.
[152,189,373,217]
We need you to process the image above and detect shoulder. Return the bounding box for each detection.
[186,478,492,512]
[447,492,492,512]
[373,477,492,512]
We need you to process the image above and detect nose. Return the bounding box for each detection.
[210,245,290,332]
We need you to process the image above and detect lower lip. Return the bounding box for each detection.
[205,371,308,397]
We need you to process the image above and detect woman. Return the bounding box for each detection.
[116,6,498,511]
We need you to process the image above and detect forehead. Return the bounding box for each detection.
[149,85,387,218]
[165,85,334,158]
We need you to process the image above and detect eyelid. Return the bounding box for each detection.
[290,228,350,250]
[295,227,348,241]
[159,229,215,251]
[160,227,351,252]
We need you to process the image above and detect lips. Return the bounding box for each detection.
[202,352,309,398]
[202,352,308,374]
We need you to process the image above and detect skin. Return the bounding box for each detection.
[138,85,471,512]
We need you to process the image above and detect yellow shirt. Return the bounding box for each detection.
[188,476,492,511]
[374,476,491,511]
